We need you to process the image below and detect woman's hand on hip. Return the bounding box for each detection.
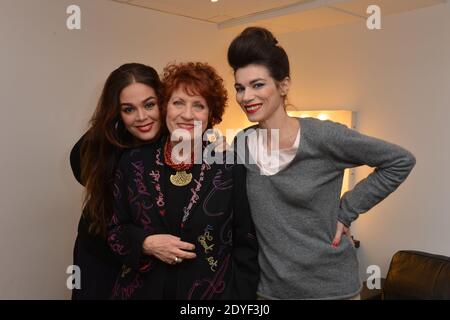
[142,234,196,265]
[332,221,354,248]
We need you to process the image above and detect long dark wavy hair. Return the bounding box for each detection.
[80,63,163,237]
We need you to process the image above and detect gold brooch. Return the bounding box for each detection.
[170,170,192,187]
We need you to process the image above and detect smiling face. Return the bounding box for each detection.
[234,64,289,123]
[119,82,160,142]
[166,85,209,142]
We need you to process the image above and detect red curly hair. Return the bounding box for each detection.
[161,62,227,132]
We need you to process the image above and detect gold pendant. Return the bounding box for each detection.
[170,170,192,187]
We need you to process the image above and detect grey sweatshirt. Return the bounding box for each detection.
[235,117,416,299]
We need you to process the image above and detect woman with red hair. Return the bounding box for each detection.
[107,62,259,300]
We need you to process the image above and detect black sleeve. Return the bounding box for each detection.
[231,164,260,299]
[70,133,87,186]
[107,151,154,272]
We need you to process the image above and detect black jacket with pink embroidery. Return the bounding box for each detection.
[107,137,259,300]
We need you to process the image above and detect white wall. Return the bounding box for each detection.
[0,0,220,299]
[273,3,450,281]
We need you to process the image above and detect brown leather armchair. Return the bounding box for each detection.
[362,250,450,300]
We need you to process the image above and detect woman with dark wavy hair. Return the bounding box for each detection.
[227,27,416,300]
[107,62,259,300]
[70,63,163,299]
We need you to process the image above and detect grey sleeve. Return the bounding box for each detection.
[319,120,416,227]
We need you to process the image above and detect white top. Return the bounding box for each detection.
[247,127,300,176]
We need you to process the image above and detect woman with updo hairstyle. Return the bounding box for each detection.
[107,62,259,300]
[228,27,416,300]
[227,26,290,83]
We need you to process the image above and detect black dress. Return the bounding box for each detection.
[162,164,201,299]
[70,135,121,300]
[107,137,259,300]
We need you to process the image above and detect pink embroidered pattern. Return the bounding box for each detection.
[187,254,230,300]
[108,215,128,256]
[130,161,150,202]
[113,170,123,199]
[148,169,165,216]
[111,273,144,300]
[182,163,208,226]
[155,147,163,166]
